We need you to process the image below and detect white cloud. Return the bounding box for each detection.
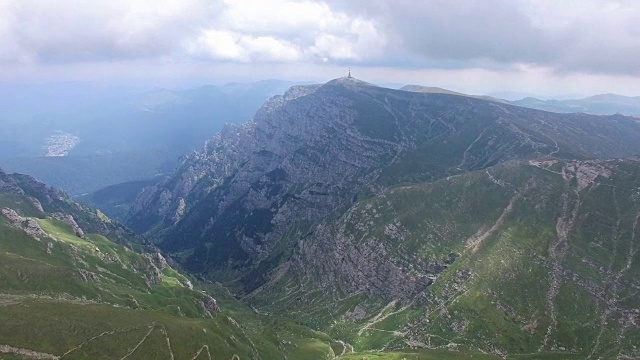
[194,0,385,63]
[190,30,301,62]
[0,0,214,63]
[192,30,249,62]
[240,36,301,62]
[220,0,341,34]
[311,34,357,61]
[0,0,384,65]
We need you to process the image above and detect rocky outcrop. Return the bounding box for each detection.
[141,252,169,288]
[144,251,169,269]
[1,208,49,240]
[52,213,85,238]
[28,197,45,215]
[0,171,23,194]
[293,223,433,302]
[201,294,220,317]
[77,269,100,282]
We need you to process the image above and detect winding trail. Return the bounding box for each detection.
[357,300,410,337]
[457,128,488,169]
[60,324,152,358]
[540,188,581,352]
[542,132,560,156]
[120,325,155,360]
[191,345,211,360]
[589,189,622,358]
[160,325,175,360]
[0,345,59,359]
[465,194,520,254]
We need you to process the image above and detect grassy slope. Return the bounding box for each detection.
[252,159,640,359]
[0,192,345,359]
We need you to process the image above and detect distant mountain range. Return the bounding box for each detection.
[510,93,640,116]
[404,85,640,117]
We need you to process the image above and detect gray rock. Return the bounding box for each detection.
[52,213,85,238]
[1,208,49,240]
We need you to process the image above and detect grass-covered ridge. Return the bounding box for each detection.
[0,169,345,359]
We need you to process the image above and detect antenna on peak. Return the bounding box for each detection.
[348,67,352,78]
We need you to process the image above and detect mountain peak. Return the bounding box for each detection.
[323,76,376,91]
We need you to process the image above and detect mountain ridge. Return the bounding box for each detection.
[402,84,640,116]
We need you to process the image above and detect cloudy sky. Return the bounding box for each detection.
[1,0,639,96]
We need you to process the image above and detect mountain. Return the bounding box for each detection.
[510,93,640,116]
[77,178,161,223]
[128,77,640,277]
[402,85,640,117]
[401,85,506,103]
[0,80,303,195]
[0,167,363,359]
[5,77,640,358]
[262,158,640,358]
[121,78,640,357]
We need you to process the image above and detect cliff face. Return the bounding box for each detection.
[128,78,640,293]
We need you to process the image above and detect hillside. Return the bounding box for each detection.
[510,93,640,116]
[0,168,357,359]
[6,77,640,359]
[400,85,506,103]
[253,158,640,358]
[78,178,160,222]
[401,85,640,116]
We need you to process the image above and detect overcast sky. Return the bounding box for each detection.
[1,0,639,96]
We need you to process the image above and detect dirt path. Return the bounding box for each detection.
[588,189,622,358]
[120,325,155,360]
[159,325,175,360]
[542,133,560,156]
[0,345,60,359]
[457,128,488,169]
[60,324,152,358]
[540,188,581,352]
[466,194,520,254]
[357,300,409,337]
[191,345,211,360]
